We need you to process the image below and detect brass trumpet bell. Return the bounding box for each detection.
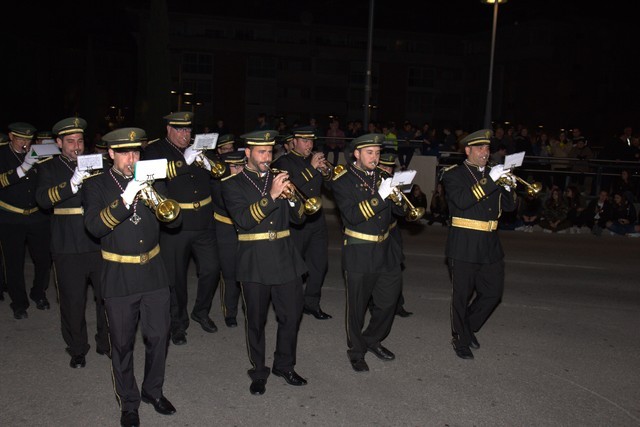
[389,187,425,222]
[271,168,323,215]
[140,185,181,222]
[196,156,226,178]
[496,173,542,196]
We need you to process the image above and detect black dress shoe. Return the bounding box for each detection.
[190,313,218,333]
[367,344,395,361]
[453,343,474,360]
[396,307,413,317]
[13,309,28,320]
[303,306,332,320]
[171,331,187,345]
[141,392,176,415]
[250,379,266,395]
[225,317,238,328]
[272,368,307,386]
[469,333,480,349]
[350,358,369,372]
[120,410,139,427]
[70,355,86,368]
[34,298,50,310]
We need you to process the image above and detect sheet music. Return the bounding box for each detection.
[193,133,219,150]
[77,154,103,172]
[503,151,525,170]
[134,159,168,182]
[30,144,61,158]
[391,169,417,192]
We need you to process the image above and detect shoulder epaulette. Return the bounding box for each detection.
[441,164,458,173]
[37,156,54,163]
[221,173,237,182]
[332,164,347,181]
[146,138,160,146]
[83,171,104,181]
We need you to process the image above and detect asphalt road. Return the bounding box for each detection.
[1,212,639,427]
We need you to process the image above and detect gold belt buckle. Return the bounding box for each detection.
[23,209,30,215]
[140,252,149,264]
[193,201,201,210]
[377,234,383,242]
[268,230,276,241]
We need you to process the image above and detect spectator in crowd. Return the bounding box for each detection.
[514,126,533,155]
[381,122,398,155]
[490,126,506,154]
[396,120,416,170]
[516,191,542,232]
[579,189,613,236]
[254,112,270,131]
[549,132,572,190]
[441,126,458,152]
[564,185,586,233]
[490,144,507,165]
[611,169,637,203]
[323,118,346,166]
[421,127,440,157]
[606,192,637,236]
[539,187,571,233]
[212,119,228,136]
[567,136,593,192]
[426,182,448,226]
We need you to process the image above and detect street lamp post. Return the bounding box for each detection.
[482,0,507,129]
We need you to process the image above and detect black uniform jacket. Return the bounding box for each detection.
[0,143,48,224]
[221,167,307,285]
[331,164,404,273]
[442,163,517,264]
[35,155,101,254]
[143,138,213,231]
[271,149,331,202]
[82,168,181,298]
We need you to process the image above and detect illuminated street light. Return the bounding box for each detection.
[482,0,507,129]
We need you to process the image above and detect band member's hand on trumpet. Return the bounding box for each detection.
[120,179,149,208]
[310,151,332,176]
[269,169,292,201]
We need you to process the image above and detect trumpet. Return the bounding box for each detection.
[311,151,332,177]
[489,162,542,196]
[127,165,181,222]
[270,168,322,215]
[389,187,425,222]
[195,154,226,178]
[139,183,181,222]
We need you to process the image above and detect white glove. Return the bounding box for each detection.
[121,180,148,207]
[378,177,393,200]
[183,145,199,165]
[70,168,90,193]
[489,164,505,182]
[18,152,38,178]
[196,154,212,171]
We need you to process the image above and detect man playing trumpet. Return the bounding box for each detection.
[221,130,308,395]
[35,116,110,368]
[440,129,517,360]
[331,133,406,372]
[271,125,333,320]
[0,122,52,319]
[83,127,181,427]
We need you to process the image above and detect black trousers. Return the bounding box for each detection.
[0,220,51,311]
[290,212,328,310]
[241,278,303,380]
[53,252,108,356]
[105,287,170,412]
[448,258,504,346]
[344,267,401,361]
[216,221,241,319]
[161,225,220,333]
